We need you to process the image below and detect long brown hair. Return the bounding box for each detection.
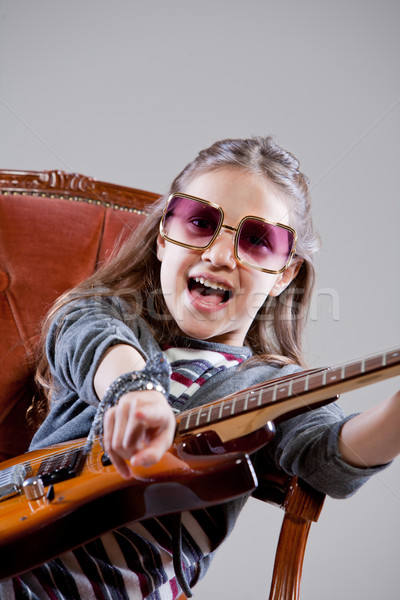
[33,136,319,423]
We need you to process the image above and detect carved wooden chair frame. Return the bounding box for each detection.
[0,170,325,600]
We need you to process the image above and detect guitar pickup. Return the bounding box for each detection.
[0,463,30,502]
[37,448,85,485]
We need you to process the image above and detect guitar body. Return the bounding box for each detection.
[0,435,258,580]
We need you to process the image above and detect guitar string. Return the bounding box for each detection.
[13,373,317,469]
[177,367,331,427]
[14,438,96,470]
[177,348,399,431]
[14,374,298,469]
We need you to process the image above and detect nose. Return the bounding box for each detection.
[201,229,236,269]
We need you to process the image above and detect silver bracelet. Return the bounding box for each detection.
[84,352,170,453]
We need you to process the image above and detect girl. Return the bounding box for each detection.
[3,136,399,599]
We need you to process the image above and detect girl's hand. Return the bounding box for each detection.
[103,389,176,479]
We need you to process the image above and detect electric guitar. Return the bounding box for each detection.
[0,347,399,579]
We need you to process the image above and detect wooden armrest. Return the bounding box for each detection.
[253,470,325,600]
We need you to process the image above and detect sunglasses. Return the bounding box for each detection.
[159,193,297,274]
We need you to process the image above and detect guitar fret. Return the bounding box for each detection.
[272,385,277,402]
[195,409,202,427]
[183,413,191,431]
[195,408,209,427]
[218,402,224,419]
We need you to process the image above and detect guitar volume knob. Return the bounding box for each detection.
[23,476,45,501]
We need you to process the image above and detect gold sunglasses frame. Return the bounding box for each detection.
[159,193,298,274]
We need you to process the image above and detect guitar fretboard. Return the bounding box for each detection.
[177,348,400,435]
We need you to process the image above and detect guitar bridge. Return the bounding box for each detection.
[0,464,30,501]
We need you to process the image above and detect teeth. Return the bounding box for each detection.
[194,276,230,292]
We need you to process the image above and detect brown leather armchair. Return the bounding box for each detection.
[0,170,325,599]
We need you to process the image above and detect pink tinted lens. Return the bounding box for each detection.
[238,218,294,271]
[162,196,221,247]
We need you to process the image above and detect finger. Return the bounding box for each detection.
[108,448,133,479]
[103,406,116,453]
[103,407,132,478]
[111,398,138,453]
[121,402,148,452]
[130,432,172,467]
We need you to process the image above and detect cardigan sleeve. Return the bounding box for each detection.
[29,296,170,451]
[46,295,169,407]
[258,404,390,499]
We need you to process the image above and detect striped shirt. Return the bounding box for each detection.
[6,346,246,600]
[164,345,245,413]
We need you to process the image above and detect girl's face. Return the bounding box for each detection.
[156,167,300,346]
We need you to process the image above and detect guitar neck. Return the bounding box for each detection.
[176,348,400,443]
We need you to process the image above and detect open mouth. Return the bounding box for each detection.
[188,276,233,305]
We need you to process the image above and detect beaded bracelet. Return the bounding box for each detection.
[84,352,170,454]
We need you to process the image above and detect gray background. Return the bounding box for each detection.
[1,1,399,598]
